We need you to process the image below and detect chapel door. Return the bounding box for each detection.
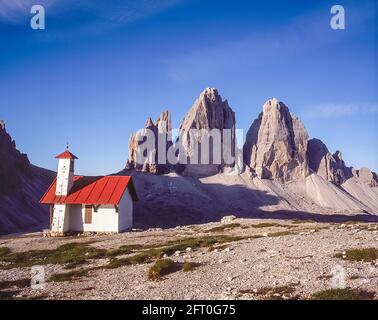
[85,205,92,224]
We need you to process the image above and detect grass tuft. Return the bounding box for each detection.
[268,231,294,237]
[239,284,297,300]
[251,223,280,228]
[335,248,378,262]
[0,278,31,290]
[49,268,94,282]
[182,261,201,272]
[311,288,375,300]
[148,259,180,281]
[291,219,315,224]
[106,244,144,258]
[0,242,107,269]
[207,223,241,232]
[0,247,11,258]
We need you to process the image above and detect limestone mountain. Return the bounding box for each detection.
[243,98,309,182]
[125,91,377,230]
[307,138,353,185]
[177,88,237,176]
[126,110,172,174]
[356,168,378,187]
[126,88,238,176]
[0,120,54,235]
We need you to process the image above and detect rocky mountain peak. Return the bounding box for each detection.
[333,150,344,164]
[0,121,31,193]
[178,88,234,132]
[178,88,237,176]
[145,117,154,128]
[307,139,352,185]
[263,98,285,112]
[243,99,309,182]
[358,167,378,187]
[126,110,173,174]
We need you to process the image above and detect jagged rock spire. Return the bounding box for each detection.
[126,110,172,174]
[243,98,309,182]
[177,88,237,176]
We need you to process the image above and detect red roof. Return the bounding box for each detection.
[55,150,78,159]
[40,175,138,205]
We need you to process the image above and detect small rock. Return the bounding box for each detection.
[219,259,224,264]
[186,247,192,252]
[221,215,237,224]
[175,251,181,256]
[225,248,230,252]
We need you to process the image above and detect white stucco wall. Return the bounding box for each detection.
[52,204,70,233]
[56,159,74,196]
[66,188,133,232]
[69,205,118,232]
[118,189,133,231]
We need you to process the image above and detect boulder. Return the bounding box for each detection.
[221,215,237,223]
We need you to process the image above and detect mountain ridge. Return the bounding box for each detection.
[1,88,377,234]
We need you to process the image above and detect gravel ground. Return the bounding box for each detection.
[0,218,377,300]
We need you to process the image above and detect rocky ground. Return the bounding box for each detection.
[0,217,377,300]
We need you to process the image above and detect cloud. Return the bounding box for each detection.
[0,0,183,31]
[0,0,56,23]
[299,103,378,119]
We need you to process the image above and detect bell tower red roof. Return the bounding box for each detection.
[55,150,78,159]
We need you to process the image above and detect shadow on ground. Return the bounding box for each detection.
[131,172,378,229]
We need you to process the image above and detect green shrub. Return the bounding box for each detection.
[106,244,144,258]
[182,261,201,272]
[0,278,31,290]
[251,223,280,228]
[335,248,378,262]
[148,259,180,281]
[0,242,107,269]
[49,269,93,282]
[207,223,241,232]
[311,288,375,300]
[268,231,294,237]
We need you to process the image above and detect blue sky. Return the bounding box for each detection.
[0,0,377,175]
